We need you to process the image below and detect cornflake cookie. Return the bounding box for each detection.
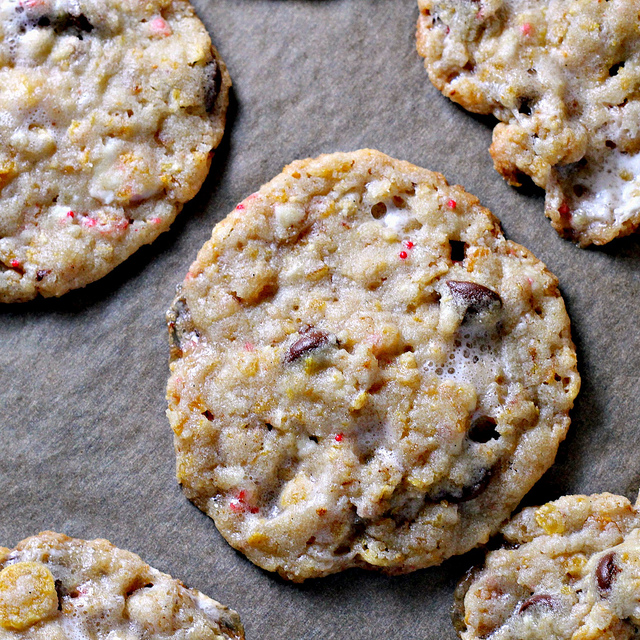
[0,531,244,638]
[453,493,640,640]
[166,149,580,582]
[417,0,640,246]
[0,0,230,302]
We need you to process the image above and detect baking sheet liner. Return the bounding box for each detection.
[3,1,640,638]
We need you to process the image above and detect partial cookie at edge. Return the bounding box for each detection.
[0,531,244,638]
[417,0,640,246]
[454,492,640,639]
[0,0,231,302]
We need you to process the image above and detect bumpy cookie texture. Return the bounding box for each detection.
[417,0,640,246]
[0,531,244,638]
[0,0,230,302]
[454,493,640,640]
[166,149,579,581]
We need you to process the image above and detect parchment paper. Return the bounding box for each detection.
[2,1,640,638]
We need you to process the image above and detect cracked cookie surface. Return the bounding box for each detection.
[0,0,230,302]
[417,0,640,246]
[454,492,640,640]
[0,531,244,638]
[166,149,579,581]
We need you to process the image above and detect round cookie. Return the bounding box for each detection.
[0,0,230,302]
[0,531,244,638]
[453,492,640,640]
[417,0,640,246]
[166,149,580,581]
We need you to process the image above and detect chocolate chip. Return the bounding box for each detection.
[451,564,483,634]
[35,269,50,282]
[518,98,534,116]
[204,61,221,112]
[518,594,557,614]
[446,280,502,316]
[609,61,624,77]
[166,292,200,362]
[596,552,620,593]
[468,416,499,443]
[24,12,94,38]
[284,328,329,363]
[449,240,466,262]
[53,12,94,36]
[430,465,496,504]
[202,410,214,421]
[54,579,65,610]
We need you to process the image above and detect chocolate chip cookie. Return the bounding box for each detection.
[166,149,580,581]
[0,531,244,638]
[454,492,640,639]
[417,0,640,246]
[0,0,230,301]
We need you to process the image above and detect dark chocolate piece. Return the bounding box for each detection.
[284,328,329,363]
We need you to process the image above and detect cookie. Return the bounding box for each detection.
[453,492,640,640]
[0,531,244,638]
[0,0,230,302]
[417,0,640,246]
[166,149,580,581]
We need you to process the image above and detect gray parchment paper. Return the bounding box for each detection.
[2,1,640,638]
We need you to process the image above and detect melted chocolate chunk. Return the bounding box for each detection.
[596,552,620,593]
[35,269,50,282]
[167,292,200,361]
[518,594,557,614]
[468,416,499,443]
[23,11,94,38]
[204,61,221,113]
[54,579,65,610]
[430,465,496,504]
[284,328,329,363]
[447,280,502,316]
[451,564,483,634]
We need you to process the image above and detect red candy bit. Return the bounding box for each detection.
[66,210,75,218]
[446,199,457,210]
[521,22,532,36]
[399,250,408,260]
[149,217,161,224]
[81,217,97,228]
[115,219,129,231]
[403,240,415,249]
[229,489,259,514]
[9,259,20,269]
[229,499,244,513]
[558,202,571,216]
[244,342,255,351]
[335,433,344,442]
[150,16,172,36]
[236,203,246,211]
